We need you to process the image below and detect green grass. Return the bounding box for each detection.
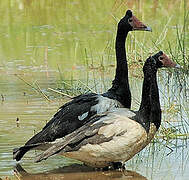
[1,1,189,178]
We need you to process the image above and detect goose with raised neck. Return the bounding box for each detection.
[13,10,152,162]
[34,51,180,169]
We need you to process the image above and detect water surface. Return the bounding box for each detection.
[0,1,188,179]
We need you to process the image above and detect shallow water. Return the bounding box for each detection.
[14,164,148,180]
[0,57,188,180]
[0,0,189,180]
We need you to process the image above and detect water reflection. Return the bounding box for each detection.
[0,0,188,179]
[14,164,147,180]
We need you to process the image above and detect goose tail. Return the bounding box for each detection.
[13,144,40,161]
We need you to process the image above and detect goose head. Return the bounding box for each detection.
[149,51,180,69]
[118,10,152,33]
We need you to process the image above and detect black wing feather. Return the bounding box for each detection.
[26,93,99,145]
[35,114,108,162]
[13,93,100,161]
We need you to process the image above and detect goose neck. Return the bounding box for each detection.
[138,60,161,131]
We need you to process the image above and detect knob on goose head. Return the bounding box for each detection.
[118,10,152,33]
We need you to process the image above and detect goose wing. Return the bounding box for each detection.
[35,109,137,163]
[26,93,99,145]
[13,93,123,161]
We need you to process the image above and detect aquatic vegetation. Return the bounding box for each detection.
[0,0,189,179]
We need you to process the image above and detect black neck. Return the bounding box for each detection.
[138,59,161,131]
[108,30,131,108]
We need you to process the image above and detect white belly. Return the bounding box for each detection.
[62,117,157,167]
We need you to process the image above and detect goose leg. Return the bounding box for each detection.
[112,162,125,170]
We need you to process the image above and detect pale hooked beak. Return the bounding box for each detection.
[174,64,181,69]
[144,26,152,32]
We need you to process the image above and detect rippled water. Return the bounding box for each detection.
[0,64,188,180]
[0,0,188,180]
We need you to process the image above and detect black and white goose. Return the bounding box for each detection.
[33,51,180,168]
[13,10,152,161]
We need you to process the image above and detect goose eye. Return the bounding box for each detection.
[159,56,163,60]
[128,19,132,23]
